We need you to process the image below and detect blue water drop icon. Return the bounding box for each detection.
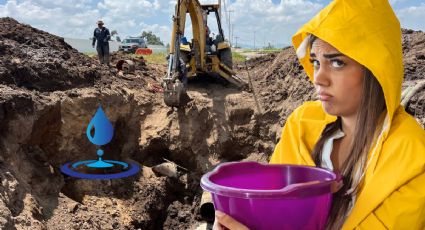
[60,105,141,179]
[86,106,114,145]
[86,106,114,168]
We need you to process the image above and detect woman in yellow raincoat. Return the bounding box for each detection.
[213,0,425,229]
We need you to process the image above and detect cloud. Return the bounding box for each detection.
[222,0,324,47]
[97,0,173,40]
[0,0,101,39]
[32,0,94,11]
[395,3,425,31]
[1,0,424,48]
[139,22,172,44]
[0,0,172,41]
[98,0,159,18]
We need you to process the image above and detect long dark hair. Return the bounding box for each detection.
[308,35,387,229]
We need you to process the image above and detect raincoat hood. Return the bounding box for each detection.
[270,0,425,229]
[292,0,403,130]
[271,1,425,228]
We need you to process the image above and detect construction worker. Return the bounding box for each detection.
[205,25,216,53]
[213,0,425,229]
[92,20,111,65]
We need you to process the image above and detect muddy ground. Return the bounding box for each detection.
[0,17,424,230]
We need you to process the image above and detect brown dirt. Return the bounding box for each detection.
[0,17,105,92]
[0,17,424,230]
[401,28,425,126]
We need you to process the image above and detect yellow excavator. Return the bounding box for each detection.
[163,0,246,107]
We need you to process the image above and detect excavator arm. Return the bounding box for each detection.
[163,0,207,107]
[163,0,246,107]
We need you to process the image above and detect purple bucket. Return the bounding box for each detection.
[200,162,339,230]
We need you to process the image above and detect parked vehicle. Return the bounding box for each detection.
[118,37,148,53]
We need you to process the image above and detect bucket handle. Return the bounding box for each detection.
[280,180,322,194]
[281,173,343,194]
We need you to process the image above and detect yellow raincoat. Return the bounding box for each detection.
[270,0,425,229]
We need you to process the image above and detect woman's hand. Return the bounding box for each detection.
[213,210,249,230]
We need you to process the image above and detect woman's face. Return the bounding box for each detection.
[310,38,364,117]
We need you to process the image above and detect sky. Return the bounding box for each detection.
[0,0,424,48]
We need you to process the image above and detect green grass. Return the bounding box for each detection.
[237,48,282,53]
[84,51,248,64]
[260,48,282,53]
[240,49,255,53]
[232,52,246,62]
[83,51,168,64]
[83,52,97,57]
[140,51,246,64]
[142,52,168,64]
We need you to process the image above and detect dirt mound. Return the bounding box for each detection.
[402,28,425,81]
[239,29,425,128]
[0,17,107,91]
[0,18,186,230]
[235,47,315,142]
[401,29,425,126]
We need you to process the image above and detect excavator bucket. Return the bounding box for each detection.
[135,48,153,55]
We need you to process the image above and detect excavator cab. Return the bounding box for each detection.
[163,0,246,107]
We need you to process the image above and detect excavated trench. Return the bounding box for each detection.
[0,18,275,229]
[1,18,425,230]
[0,75,271,229]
